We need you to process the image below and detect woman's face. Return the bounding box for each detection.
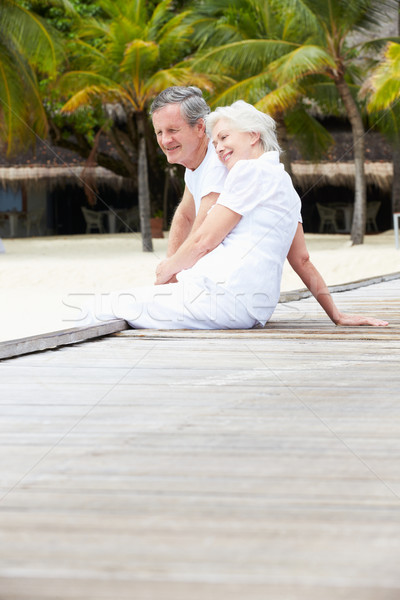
[211,118,261,170]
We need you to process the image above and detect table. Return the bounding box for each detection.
[99,209,124,234]
[332,204,354,233]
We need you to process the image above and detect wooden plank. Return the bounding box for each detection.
[0,319,128,361]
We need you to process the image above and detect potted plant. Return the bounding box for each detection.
[150,209,164,238]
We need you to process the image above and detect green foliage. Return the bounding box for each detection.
[0,0,69,154]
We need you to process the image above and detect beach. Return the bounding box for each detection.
[1,230,399,343]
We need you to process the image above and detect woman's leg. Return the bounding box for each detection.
[79,281,256,330]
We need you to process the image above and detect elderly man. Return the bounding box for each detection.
[150,86,387,327]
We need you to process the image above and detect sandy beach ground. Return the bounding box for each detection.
[1,230,399,343]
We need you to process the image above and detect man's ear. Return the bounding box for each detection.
[195,118,206,136]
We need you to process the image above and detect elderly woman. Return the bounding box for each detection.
[84,101,301,329]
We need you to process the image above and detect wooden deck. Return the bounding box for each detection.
[0,277,400,600]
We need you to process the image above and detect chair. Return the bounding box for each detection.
[394,213,400,250]
[117,206,140,232]
[366,201,381,232]
[81,207,105,233]
[26,208,45,236]
[316,203,338,233]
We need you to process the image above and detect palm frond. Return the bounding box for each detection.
[365,42,400,111]
[0,1,63,74]
[210,72,275,107]
[191,39,299,74]
[284,106,334,160]
[58,71,123,95]
[255,81,303,114]
[269,44,336,84]
[148,0,173,36]
[0,38,47,154]
[61,84,130,112]
[120,40,159,79]
[144,68,214,101]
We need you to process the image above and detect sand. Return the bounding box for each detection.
[1,230,399,343]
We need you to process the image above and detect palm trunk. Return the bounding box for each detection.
[275,113,292,177]
[392,3,400,214]
[335,76,366,245]
[136,111,153,252]
[392,140,400,213]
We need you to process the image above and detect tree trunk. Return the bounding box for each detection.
[136,112,153,252]
[335,76,366,245]
[393,2,400,214]
[392,140,400,213]
[275,113,292,177]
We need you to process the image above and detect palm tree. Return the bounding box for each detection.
[0,0,70,155]
[59,0,211,251]
[191,0,334,176]
[191,0,398,244]
[363,41,400,213]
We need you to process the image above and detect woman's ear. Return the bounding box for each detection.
[250,131,261,146]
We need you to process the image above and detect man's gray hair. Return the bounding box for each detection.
[206,100,281,153]
[150,86,210,126]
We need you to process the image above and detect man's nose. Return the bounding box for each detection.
[160,132,172,147]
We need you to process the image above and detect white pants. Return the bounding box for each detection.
[79,280,256,330]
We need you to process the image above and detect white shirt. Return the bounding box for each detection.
[179,152,301,325]
[184,142,227,213]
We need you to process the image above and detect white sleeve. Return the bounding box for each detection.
[216,160,281,215]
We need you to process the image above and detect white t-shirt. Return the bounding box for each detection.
[184,142,227,213]
[179,151,301,325]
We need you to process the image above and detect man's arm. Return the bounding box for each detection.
[166,186,196,258]
[287,224,388,326]
[156,204,241,284]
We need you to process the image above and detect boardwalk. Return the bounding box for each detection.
[0,277,399,600]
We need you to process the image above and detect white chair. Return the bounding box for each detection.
[394,213,400,250]
[26,208,45,236]
[81,207,105,233]
[316,203,338,233]
[366,201,381,232]
[116,206,139,232]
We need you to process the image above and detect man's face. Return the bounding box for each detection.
[152,103,206,170]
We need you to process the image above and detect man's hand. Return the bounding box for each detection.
[155,259,176,285]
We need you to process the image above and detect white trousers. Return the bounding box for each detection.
[80,280,257,330]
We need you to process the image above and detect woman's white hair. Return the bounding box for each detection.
[205,100,280,153]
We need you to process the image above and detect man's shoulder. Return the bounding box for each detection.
[186,143,226,183]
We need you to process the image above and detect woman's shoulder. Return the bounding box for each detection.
[227,151,282,185]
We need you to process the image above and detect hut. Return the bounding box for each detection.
[288,128,395,233]
[0,144,135,238]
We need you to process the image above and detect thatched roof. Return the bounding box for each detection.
[291,161,393,193]
[0,161,394,194]
[0,165,133,191]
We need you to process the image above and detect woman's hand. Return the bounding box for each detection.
[335,313,389,327]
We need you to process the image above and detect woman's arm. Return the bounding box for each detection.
[156,204,241,285]
[287,224,388,326]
